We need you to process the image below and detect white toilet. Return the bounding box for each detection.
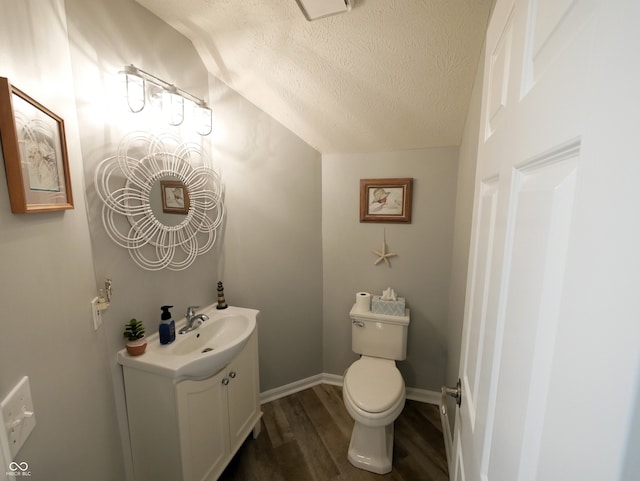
[343,304,410,474]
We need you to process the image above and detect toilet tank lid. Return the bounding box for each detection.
[344,357,404,413]
[350,304,410,325]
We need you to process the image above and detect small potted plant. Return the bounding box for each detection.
[124,318,146,356]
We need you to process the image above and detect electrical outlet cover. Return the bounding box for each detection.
[0,376,36,461]
[91,296,102,330]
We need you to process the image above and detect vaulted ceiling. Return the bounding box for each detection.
[136,0,493,154]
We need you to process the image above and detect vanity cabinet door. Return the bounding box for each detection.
[176,369,229,481]
[226,331,261,453]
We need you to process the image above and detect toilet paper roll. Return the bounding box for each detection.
[355,292,371,312]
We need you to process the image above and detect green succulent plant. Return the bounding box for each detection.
[123,318,145,341]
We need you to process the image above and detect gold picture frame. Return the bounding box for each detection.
[160,180,190,214]
[0,77,74,213]
[360,178,413,223]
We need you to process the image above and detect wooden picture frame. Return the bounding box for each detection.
[160,180,190,214]
[360,178,413,223]
[0,77,74,213]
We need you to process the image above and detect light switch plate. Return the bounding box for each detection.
[0,376,36,461]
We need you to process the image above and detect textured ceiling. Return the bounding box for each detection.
[135,0,492,154]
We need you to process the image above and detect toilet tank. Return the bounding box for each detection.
[350,305,410,361]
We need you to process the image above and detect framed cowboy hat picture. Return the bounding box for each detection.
[360,178,413,223]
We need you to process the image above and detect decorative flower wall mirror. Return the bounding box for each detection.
[95,132,224,271]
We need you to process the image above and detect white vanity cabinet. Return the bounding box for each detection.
[123,330,261,481]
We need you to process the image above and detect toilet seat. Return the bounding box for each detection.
[344,357,404,413]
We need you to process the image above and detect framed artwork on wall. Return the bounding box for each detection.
[360,178,413,223]
[0,77,74,214]
[161,180,190,214]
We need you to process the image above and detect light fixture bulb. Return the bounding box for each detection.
[195,101,213,136]
[163,86,184,126]
[122,65,145,113]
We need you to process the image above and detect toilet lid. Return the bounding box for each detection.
[344,357,404,413]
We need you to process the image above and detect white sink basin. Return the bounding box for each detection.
[117,305,258,381]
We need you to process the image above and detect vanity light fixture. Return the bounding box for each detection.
[119,64,213,135]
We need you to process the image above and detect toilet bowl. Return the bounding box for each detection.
[343,356,406,474]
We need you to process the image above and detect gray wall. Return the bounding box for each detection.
[66,2,323,470]
[66,0,323,390]
[322,149,459,391]
[210,83,324,390]
[0,1,124,479]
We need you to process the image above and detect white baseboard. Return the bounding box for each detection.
[259,373,337,404]
[260,373,440,406]
[406,386,440,404]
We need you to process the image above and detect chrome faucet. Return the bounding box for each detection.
[178,306,209,334]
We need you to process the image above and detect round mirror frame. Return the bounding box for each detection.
[95,132,224,271]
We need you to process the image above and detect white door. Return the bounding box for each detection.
[450,0,640,480]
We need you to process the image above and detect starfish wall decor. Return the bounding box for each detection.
[372,229,397,267]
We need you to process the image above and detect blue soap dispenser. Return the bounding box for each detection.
[159,305,175,345]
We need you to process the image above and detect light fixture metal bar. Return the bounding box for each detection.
[123,64,210,109]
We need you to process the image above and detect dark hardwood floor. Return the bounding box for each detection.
[219,384,449,481]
